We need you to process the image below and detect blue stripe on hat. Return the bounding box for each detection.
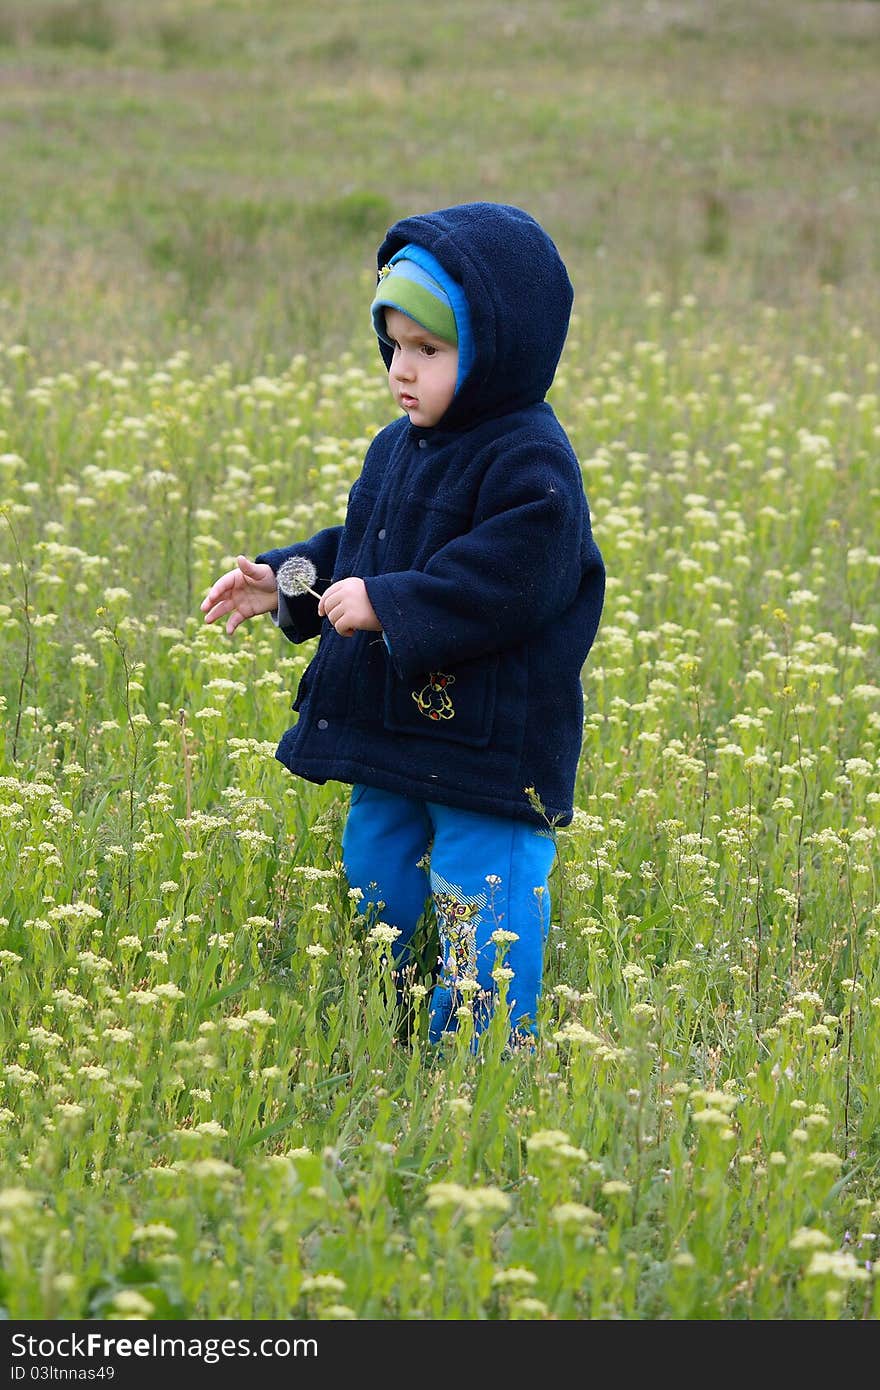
[389,244,475,392]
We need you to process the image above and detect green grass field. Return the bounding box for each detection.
[1,0,879,1321]
[2,0,880,366]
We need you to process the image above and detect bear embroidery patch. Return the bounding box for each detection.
[413,671,456,721]
[431,872,486,987]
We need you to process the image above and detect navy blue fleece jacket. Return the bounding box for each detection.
[256,202,605,826]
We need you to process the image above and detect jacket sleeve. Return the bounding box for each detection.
[364,446,597,681]
[255,524,342,644]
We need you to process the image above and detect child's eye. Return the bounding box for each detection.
[421,344,437,357]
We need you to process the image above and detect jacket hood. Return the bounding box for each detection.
[374,202,573,432]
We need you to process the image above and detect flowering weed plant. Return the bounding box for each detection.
[0,302,878,1319]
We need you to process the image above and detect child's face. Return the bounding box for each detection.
[384,307,458,428]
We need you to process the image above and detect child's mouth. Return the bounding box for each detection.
[400,394,418,409]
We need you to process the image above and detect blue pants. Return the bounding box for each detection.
[341,784,557,1042]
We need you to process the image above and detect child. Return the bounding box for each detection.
[201,202,605,1045]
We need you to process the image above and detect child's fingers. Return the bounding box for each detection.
[319,579,345,608]
[201,571,235,609]
[202,597,234,625]
[322,594,343,626]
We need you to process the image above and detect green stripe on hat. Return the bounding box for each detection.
[371,262,458,345]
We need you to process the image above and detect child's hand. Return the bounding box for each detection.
[200,555,278,635]
[318,578,382,638]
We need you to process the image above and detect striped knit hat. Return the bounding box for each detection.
[371,249,458,346]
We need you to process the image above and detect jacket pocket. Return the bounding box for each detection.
[383,654,498,748]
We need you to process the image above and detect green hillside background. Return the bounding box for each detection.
[1,0,878,368]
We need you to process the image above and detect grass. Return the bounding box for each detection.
[0,296,878,1318]
[0,0,878,1323]
[0,1,878,367]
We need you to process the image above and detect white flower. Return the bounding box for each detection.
[806,1251,869,1282]
[553,1202,602,1229]
[109,1290,155,1315]
[242,1009,275,1027]
[300,1273,346,1294]
[425,1183,511,1219]
[0,1187,40,1213]
[153,982,184,1001]
[526,1129,572,1154]
[692,1108,734,1127]
[601,1179,632,1197]
[366,923,401,947]
[552,1021,603,1047]
[131,1224,178,1243]
[186,1158,239,1181]
[805,1151,843,1174]
[790,1228,833,1252]
[492,1267,538,1288]
[193,1121,228,1137]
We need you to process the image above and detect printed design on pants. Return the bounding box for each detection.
[431,872,487,987]
[412,671,456,721]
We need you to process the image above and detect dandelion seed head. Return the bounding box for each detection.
[277,555,318,597]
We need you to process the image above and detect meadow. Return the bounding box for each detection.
[1,0,879,1321]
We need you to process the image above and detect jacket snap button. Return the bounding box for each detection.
[377,527,386,540]
[317,719,329,730]
[418,439,427,449]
